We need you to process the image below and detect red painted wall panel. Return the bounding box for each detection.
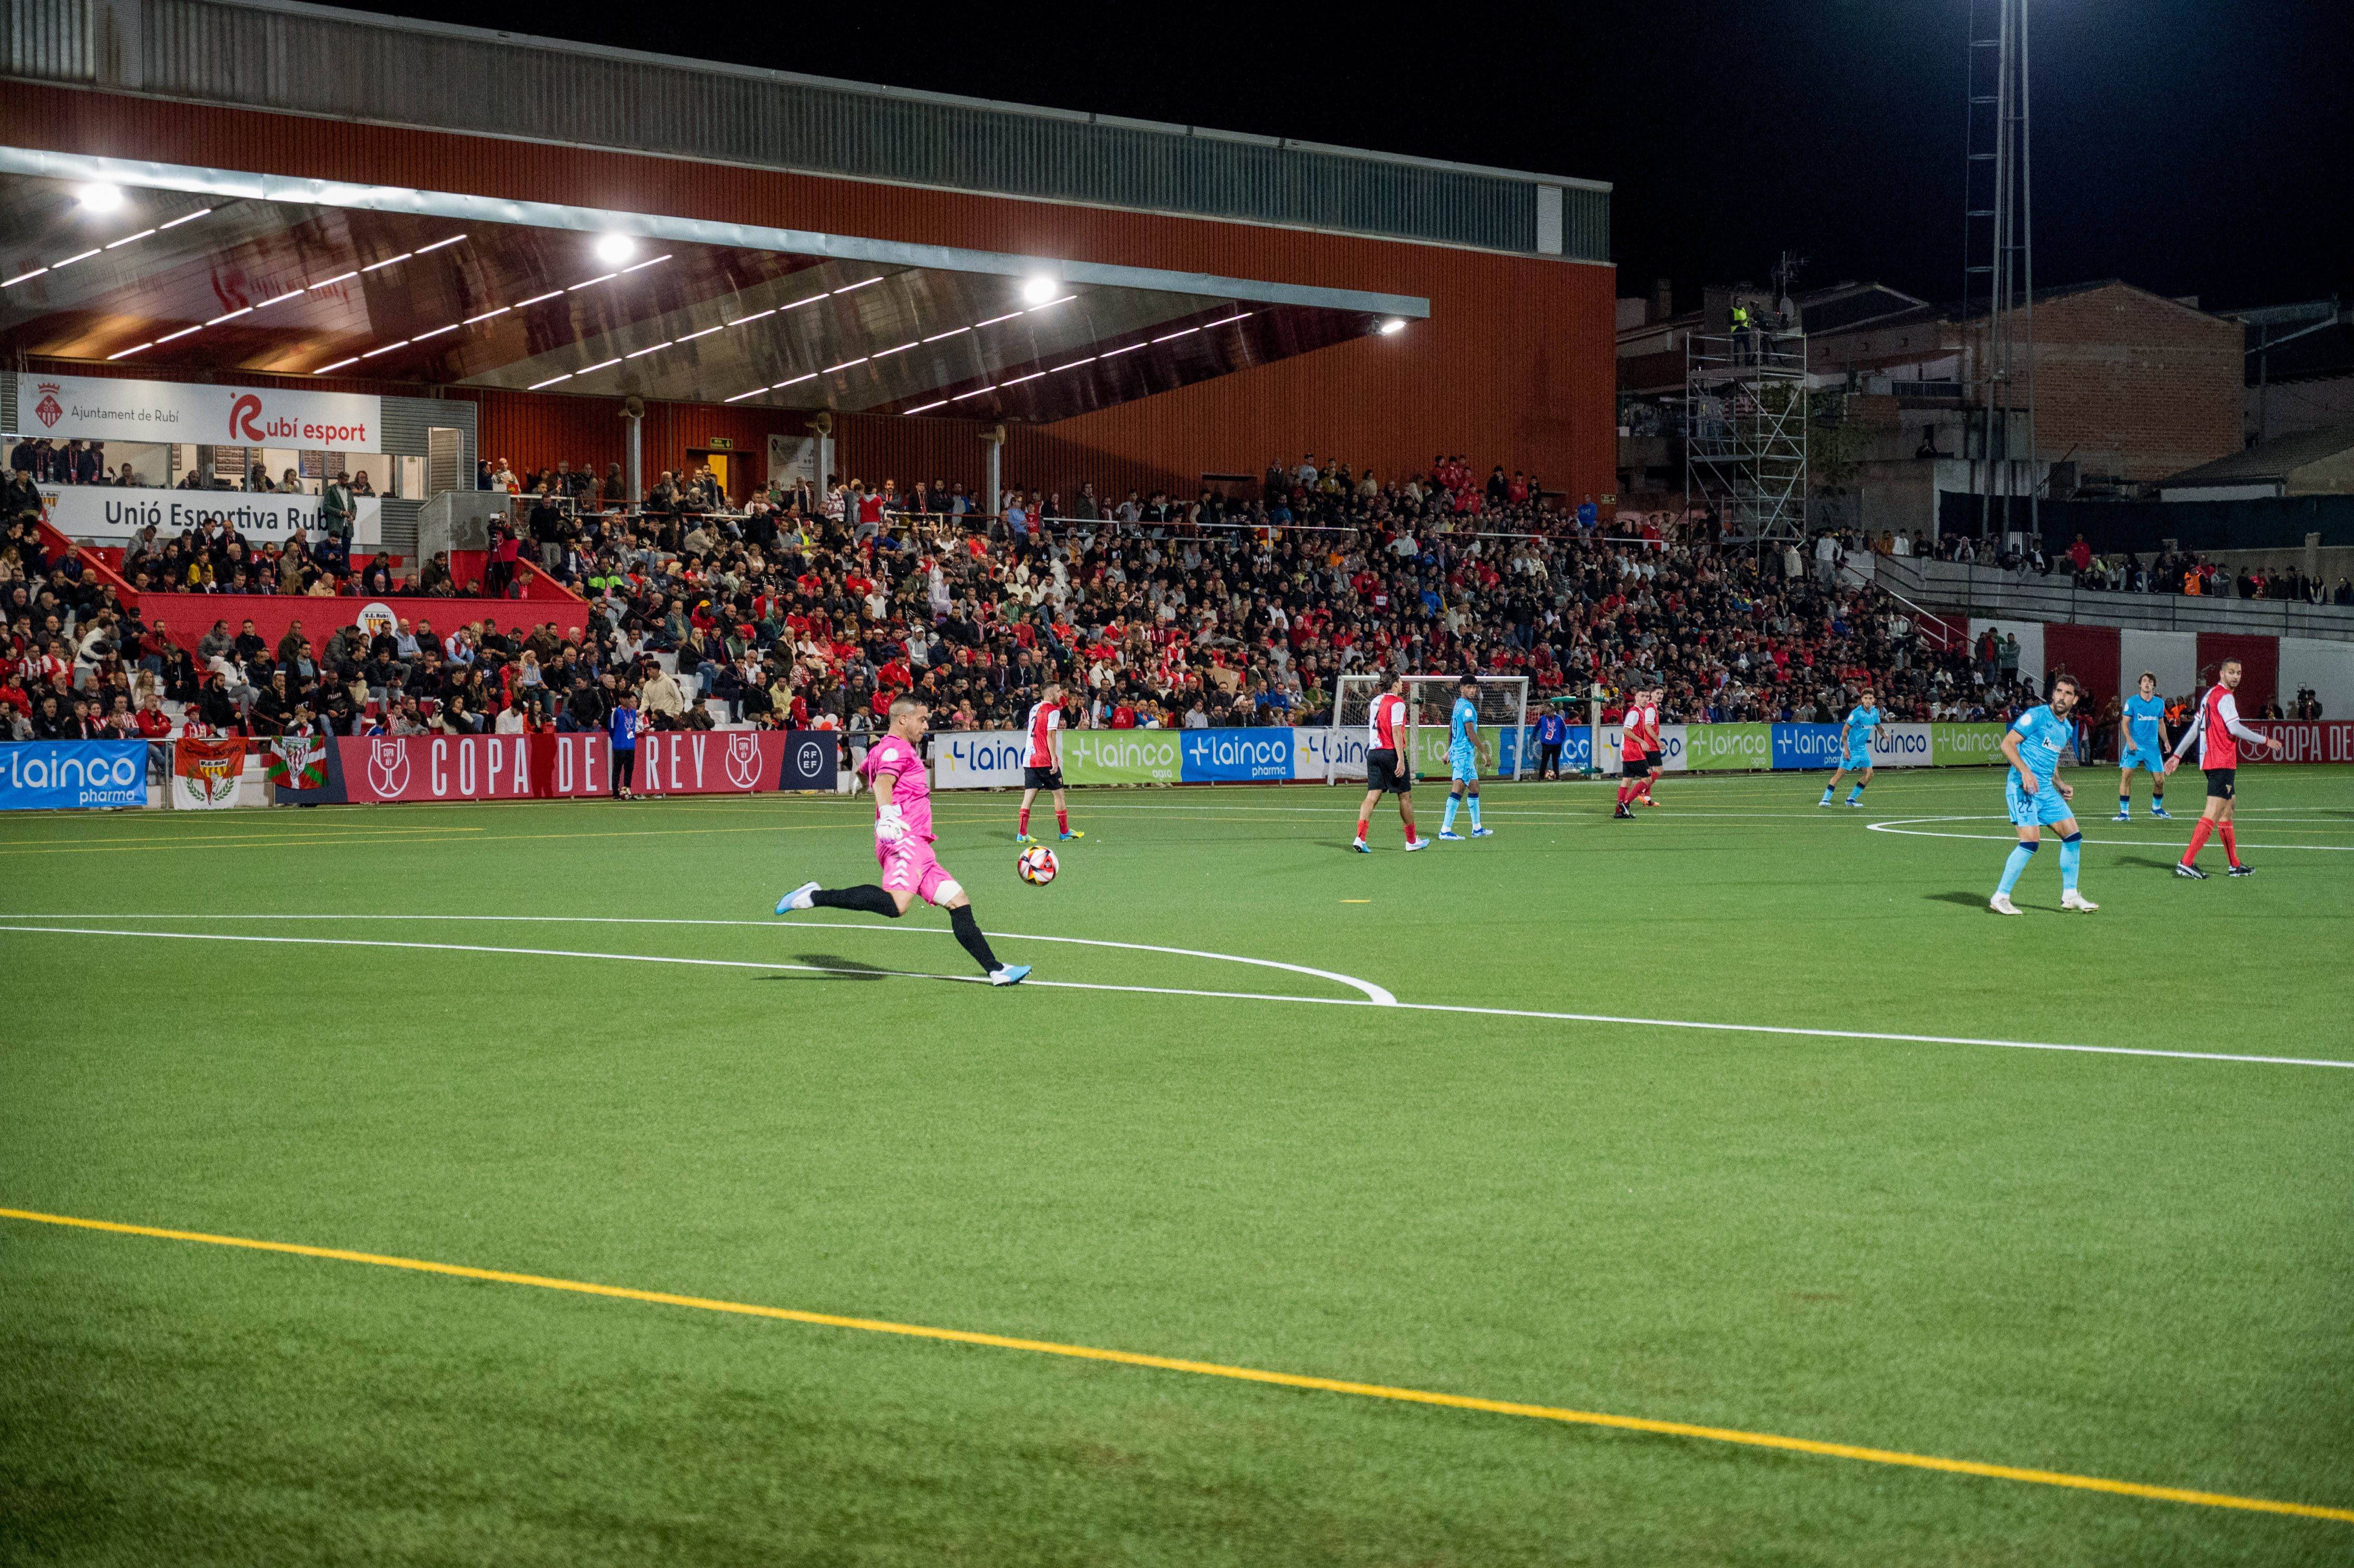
[2195,633,2278,712]
[2042,622,2121,712]
[2,85,1616,509]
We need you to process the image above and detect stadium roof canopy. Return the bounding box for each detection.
[0,154,1427,420]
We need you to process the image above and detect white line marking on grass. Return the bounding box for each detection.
[6,923,2350,1071]
[1868,817,2354,851]
[0,913,1398,1008]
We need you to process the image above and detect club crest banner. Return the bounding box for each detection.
[172,736,248,810]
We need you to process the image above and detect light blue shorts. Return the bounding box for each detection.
[2005,776,2076,828]
[2120,748,2165,775]
[1842,747,1873,772]
[1449,746,1478,785]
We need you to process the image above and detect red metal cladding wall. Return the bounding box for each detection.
[2195,633,2279,711]
[3,86,1616,505]
[2042,622,2121,712]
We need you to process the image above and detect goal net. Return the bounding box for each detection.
[1328,672,1530,783]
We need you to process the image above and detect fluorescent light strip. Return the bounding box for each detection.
[676,325,723,342]
[414,235,466,254]
[567,273,617,292]
[873,341,918,357]
[825,357,869,373]
[621,254,672,273]
[155,325,203,344]
[205,306,252,325]
[4,268,49,287]
[1002,371,1045,385]
[1152,327,1200,343]
[782,295,826,311]
[728,309,776,326]
[922,326,970,342]
[255,289,306,308]
[724,388,764,403]
[51,249,100,269]
[528,373,573,390]
[103,229,157,250]
[578,358,622,373]
[309,270,359,290]
[1100,344,1143,357]
[515,291,563,307]
[904,400,948,413]
[834,277,882,293]
[463,306,512,324]
[106,342,153,360]
[158,208,212,230]
[361,252,414,273]
[973,311,1022,328]
[1050,357,1096,372]
[1026,294,1076,311]
[359,340,411,358]
[624,343,672,359]
[950,386,995,401]
[413,323,459,341]
[771,373,818,388]
[311,357,361,375]
[1205,311,1255,327]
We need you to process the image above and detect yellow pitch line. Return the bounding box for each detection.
[3,1207,2346,1526]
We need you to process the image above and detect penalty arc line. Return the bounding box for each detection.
[4,923,2350,1070]
[0,1206,2347,1526]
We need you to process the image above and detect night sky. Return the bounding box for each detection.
[349,0,2350,312]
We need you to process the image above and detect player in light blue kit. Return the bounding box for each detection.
[1990,674,2098,914]
[1818,686,1882,807]
[2114,671,2174,821]
[1437,675,1495,840]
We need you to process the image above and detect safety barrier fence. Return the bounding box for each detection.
[7,721,2348,812]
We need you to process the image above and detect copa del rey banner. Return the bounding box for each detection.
[297,731,842,804]
[15,374,383,449]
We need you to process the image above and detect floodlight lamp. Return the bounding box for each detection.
[595,233,637,265]
[1378,318,1407,335]
[78,183,125,213]
[1020,276,1058,305]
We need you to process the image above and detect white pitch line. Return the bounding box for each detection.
[5,923,2349,1072]
[1867,817,2354,851]
[0,912,1395,1007]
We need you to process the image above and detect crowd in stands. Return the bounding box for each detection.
[1928,528,2354,604]
[5,439,2101,746]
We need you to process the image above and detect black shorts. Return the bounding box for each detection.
[1623,753,1654,779]
[1366,749,1410,794]
[1024,766,1064,792]
[2203,767,2235,800]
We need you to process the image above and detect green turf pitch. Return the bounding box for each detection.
[3,767,2350,1565]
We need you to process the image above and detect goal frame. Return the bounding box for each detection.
[1328,672,1530,785]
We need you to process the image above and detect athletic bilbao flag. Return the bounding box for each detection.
[263,735,330,789]
[173,736,247,810]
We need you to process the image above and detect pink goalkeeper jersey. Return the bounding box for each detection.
[860,733,936,842]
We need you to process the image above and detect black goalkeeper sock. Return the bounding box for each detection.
[812,885,902,918]
[949,904,1001,973]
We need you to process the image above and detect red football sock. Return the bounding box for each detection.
[1404,822,1418,844]
[2181,818,2213,864]
[1356,818,1369,840]
[1017,806,1030,836]
[2219,822,2239,866]
[1056,808,1068,834]
[1615,783,1629,806]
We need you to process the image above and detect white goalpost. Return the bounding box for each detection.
[1327,672,1530,785]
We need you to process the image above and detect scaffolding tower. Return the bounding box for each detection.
[1683,321,1809,548]
[1960,0,2037,539]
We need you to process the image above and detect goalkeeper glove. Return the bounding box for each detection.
[875,804,907,843]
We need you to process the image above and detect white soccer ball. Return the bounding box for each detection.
[1017,845,1058,886]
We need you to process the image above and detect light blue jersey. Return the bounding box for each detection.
[1842,704,1882,765]
[2004,703,2077,827]
[2122,692,2166,770]
[1449,696,1480,782]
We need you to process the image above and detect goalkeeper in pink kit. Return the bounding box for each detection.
[774,695,1031,986]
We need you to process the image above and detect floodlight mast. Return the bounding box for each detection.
[1961,0,2038,545]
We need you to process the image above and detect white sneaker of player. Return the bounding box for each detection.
[2061,890,2100,911]
[1403,837,1431,852]
[775,880,819,914]
[1988,893,2021,916]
